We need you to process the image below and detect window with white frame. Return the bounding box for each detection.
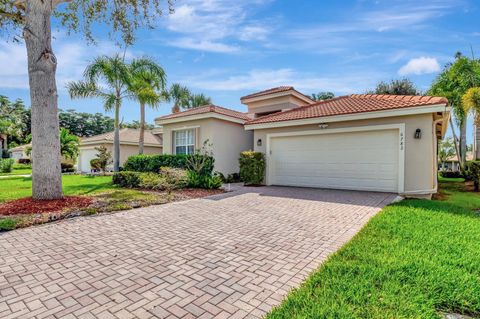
[174,129,195,155]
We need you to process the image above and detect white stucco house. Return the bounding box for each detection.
[8,143,31,161]
[155,86,450,198]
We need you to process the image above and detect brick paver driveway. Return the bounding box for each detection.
[0,186,396,319]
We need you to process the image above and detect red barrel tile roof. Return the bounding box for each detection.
[246,94,448,125]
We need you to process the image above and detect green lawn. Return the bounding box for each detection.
[267,179,480,319]
[0,174,115,202]
[0,164,32,176]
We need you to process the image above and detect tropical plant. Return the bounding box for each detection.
[310,92,335,101]
[129,58,167,154]
[0,0,174,199]
[59,128,80,160]
[370,79,420,95]
[429,54,480,171]
[0,96,29,147]
[91,145,112,174]
[438,137,456,170]
[167,83,191,113]
[463,87,480,124]
[186,93,212,109]
[68,54,131,172]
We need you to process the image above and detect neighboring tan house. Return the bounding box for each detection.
[440,152,474,172]
[156,86,450,198]
[9,143,31,161]
[77,128,163,172]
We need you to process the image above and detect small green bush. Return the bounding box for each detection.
[160,167,189,188]
[61,162,75,173]
[139,173,170,190]
[112,171,142,188]
[239,151,265,185]
[0,158,15,173]
[440,171,463,179]
[187,171,223,189]
[465,161,480,191]
[0,218,17,231]
[90,158,102,171]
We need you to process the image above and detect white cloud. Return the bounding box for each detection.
[398,57,441,75]
[167,38,239,53]
[163,0,272,52]
[239,25,270,41]
[0,39,132,90]
[182,68,386,94]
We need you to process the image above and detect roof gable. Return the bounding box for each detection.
[155,105,251,122]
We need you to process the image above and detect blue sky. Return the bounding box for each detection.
[0,0,479,141]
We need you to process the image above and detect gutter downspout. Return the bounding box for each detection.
[401,117,445,196]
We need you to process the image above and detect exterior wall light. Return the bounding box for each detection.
[257,139,262,146]
[414,128,422,139]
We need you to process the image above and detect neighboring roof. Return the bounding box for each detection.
[240,86,314,103]
[446,152,474,162]
[81,128,162,146]
[9,143,31,152]
[155,104,251,122]
[246,94,449,125]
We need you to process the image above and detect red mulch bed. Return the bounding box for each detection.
[0,196,93,216]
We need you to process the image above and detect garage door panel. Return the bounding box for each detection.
[269,130,399,192]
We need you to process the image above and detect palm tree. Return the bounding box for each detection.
[129,58,167,154]
[67,54,131,172]
[167,83,190,113]
[59,128,80,160]
[187,93,212,109]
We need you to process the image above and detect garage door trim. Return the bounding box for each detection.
[265,124,405,193]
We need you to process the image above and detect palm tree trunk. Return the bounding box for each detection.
[139,102,145,154]
[24,0,63,199]
[449,116,462,171]
[460,119,467,171]
[113,100,120,172]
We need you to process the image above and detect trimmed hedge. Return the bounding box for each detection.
[440,171,463,179]
[239,151,265,186]
[124,154,214,176]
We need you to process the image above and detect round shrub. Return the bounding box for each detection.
[112,171,142,188]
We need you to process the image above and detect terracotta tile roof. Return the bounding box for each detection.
[81,128,162,146]
[155,104,251,122]
[240,86,314,103]
[246,94,449,125]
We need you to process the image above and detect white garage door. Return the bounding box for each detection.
[78,149,98,173]
[268,129,400,192]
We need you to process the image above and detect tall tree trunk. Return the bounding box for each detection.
[449,116,462,171]
[460,119,467,171]
[24,1,62,199]
[139,102,145,154]
[113,101,120,172]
